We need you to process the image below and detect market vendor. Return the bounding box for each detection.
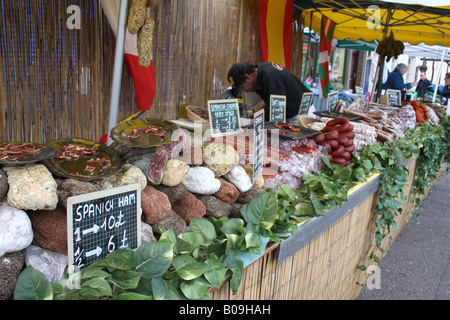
[227,62,311,124]
[415,72,433,98]
[383,63,417,100]
[439,73,450,105]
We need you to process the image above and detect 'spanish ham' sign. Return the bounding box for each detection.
[208,99,241,138]
[67,184,141,273]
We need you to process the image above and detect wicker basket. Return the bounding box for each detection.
[186,105,209,124]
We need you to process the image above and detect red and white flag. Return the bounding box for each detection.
[100,0,156,111]
[318,16,336,99]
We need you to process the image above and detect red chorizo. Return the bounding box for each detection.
[328,139,339,149]
[345,144,355,153]
[313,133,325,143]
[341,151,351,160]
[337,137,348,145]
[331,145,345,158]
[338,131,355,139]
[331,157,347,165]
[318,141,331,153]
[322,130,338,140]
[326,117,349,127]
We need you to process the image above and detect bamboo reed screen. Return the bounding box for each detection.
[211,158,432,300]
[0,0,305,144]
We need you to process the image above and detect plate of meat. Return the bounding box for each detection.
[0,142,59,164]
[42,138,122,181]
[110,118,180,148]
[246,122,320,140]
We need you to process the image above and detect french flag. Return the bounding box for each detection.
[100,0,156,111]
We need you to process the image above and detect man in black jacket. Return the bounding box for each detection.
[416,72,433,99]
[227,62,311,123]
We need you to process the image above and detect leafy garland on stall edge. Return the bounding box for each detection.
[14,116,450,300]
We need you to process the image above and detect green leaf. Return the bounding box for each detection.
[244,232,262,251]
[219,218,245,235]
[240,190,278,232]
[152,277,183,300]
[203,258,227,289]
[134,242,173,279]
[172,255,207,280]
[80,277,112,298]
[180,279,211,300]
[90,248,135,271]
[108,269,143,290]
[80,266,110,280]
[177,232,205,254]
[14,267,53,300]
[189,218,217,241]
[112,292,153,300]
[159,227,179,255]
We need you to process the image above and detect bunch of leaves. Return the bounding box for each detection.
[14,217,255,300]
[407,120,448,211]
[357,138,419,248]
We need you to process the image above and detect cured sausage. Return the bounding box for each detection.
[331,157,347,165]
[331,145,345,158]
[325,117,351,133]
[313,133,325,143]
[341,151,351,160]
[337,137,348,145]
[318,141,332,153]
[338,131,355,139]
[322,130,338,139]
[345,145,356,153]
[326,139,337,149]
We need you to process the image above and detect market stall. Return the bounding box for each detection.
[0,0,449,302]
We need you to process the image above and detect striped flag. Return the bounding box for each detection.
[100,0,156,111]
[318,16,336,98]
[259,0,293,69]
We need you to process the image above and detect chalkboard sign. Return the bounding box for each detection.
[386,89,401,106]
[253,109,264,183]
[298,92,314,115]
[208,99,241,138]
[67,184,141,274]
[269,95,286,123]
[326,91,339,111]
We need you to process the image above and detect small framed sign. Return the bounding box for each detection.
[386,89,402,106]
[253,109,264,183]
[326,91,339,111]
[298,92,314,115]
[269,95,286,123]
[208,99,241,138]
[67,184,141,274]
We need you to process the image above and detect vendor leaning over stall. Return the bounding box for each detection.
[383,63,417,101]
[227,62,311,124]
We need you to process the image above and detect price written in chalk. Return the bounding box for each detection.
[67,184,141,273]
[208,99,241,138]
[269,95,286,123]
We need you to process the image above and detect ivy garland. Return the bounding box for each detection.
[14,116,450,300]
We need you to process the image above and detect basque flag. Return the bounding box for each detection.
[100,0,156,111]
[318,15,336,98]
[259,0,294,70]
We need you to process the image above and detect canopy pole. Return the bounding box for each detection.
[303,11,313,81]
[106,0,129,146]
[370,8,393,105]
[432,47,447,103]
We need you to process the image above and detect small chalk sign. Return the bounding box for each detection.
[386,89,401,106]
[269,95,286,123]
[67,184,141,274]
[326,91,339,111]
[208,99,241,138]
[298,92,314,115]
[253,109,264,183]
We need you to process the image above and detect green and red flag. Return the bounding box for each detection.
[318,16,336,98]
